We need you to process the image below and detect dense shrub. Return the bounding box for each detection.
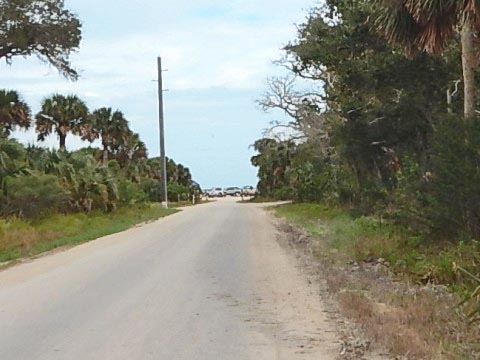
[141,179,162,202]
[118,180,147,205]
[168,183,190,202]
[429,116,480,239]
[1,173,68,217]
[272,186,294,201]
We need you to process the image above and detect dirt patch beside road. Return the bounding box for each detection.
[246,207,340,359]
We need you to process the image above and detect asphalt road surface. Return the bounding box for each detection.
[0,198,338,359]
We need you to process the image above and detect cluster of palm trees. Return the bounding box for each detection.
[1,90,146,163]
[0,89,197,217]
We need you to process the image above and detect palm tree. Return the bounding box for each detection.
[166,157,178,183]
[123,131,148,161]
[376,0,480,117]
[112,131,148,169]
[131,134,148,160]
[251,138,295,195]
[176,164,192,186]
[36,94,89,150]
[0,90,31,136]
[0,137,28,195]
[86,107,130,166]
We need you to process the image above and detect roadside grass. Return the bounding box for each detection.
[273,203,480,358]
[0,203,178,263]
[274,203,480,292]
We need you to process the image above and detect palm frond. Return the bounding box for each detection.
[374,0,469,54]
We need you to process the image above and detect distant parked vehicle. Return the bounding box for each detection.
[224,187,242,197]
[242,186,257,196]
[209,188,225,197]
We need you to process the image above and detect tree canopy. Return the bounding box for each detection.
[0,88,200,216]
[36,94,89,150]
[0,89,31,136]
[0,0,82,79]
[375,0,480,117]
[252,0,480,239]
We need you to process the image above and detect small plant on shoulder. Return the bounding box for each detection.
[454,262,480,324]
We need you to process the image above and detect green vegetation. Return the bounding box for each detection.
[0,204,177,264]
[0,0,82,79]
[252,0,480,317]
[36,94,89,151]
[274,204,480,292]
[274,203,480,356]
[377,0,480,118]
[0,1,203,264]
[0,97,200,261]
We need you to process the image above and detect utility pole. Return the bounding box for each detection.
[157,56,168,208]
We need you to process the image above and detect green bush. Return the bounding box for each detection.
[272,186,294,200]
[68,165,118,213]
[118,180,147,205]
[168,183,190,202]
[1,172,69,218]
[429,115,480,239]
[140,179,162,202]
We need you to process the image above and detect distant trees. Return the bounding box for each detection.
[36,94,89,151]
[0,88,199,217]
[164,157,195,202]
[165,157,192,187]
[0,0,82,79]
[0,2,200,216]
[251,138,295,198]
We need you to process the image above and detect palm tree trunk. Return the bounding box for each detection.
[461,18,478,118]
[59,134,66,151]
[102,144,109,166]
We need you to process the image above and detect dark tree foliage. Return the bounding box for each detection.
[251,138,296,198]
[285,0,457,196]
[0,0,82,79]
[374,0,480,117]
[0,89,31,136]
[0,88,199,216]
[252,0,480,240]
[36,94,89,150]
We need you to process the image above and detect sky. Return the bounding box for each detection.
[0,0,315,188]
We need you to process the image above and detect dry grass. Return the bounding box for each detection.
[337,289,447,358]
[330,259,480,359]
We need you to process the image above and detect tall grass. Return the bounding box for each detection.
[0,204,177,263]
[274,203,480,292]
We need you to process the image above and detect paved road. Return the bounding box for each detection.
[0,198,338,359]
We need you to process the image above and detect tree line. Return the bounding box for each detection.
[0,90,198,216]
[252,0,480,240]
[0,0,200,217]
